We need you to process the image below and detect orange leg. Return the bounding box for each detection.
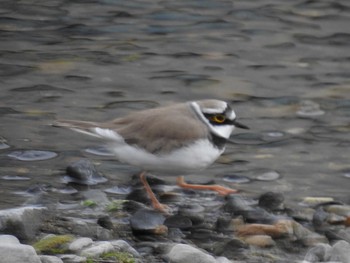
[177,176,237,195]
[139,171,169,213]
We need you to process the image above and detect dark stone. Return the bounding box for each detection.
[65,159,107,185]
[97,216,114,230]
[164,215,192,230]
[258,192,285,211]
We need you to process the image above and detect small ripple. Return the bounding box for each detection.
[1,175,30,181]
[8,150,57,161]
[223,175,251,184]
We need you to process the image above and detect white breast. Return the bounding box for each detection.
[109,139,224,173]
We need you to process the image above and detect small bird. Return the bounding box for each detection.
[54,99,248,212]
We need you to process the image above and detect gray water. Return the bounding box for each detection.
[0,0,349,209]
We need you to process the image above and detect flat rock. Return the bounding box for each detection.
[0,235,41,263]
[39,255,64,263]
[58,254,87,263]
[0,206,47,240]
[110,240,140,257]
[166,243,217,263]
[81,241,114,257]
[330,240,350,263]
[69,237,93,252]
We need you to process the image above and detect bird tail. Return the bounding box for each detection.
[53,120,124,143]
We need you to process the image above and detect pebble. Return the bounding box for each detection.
[324,204,350,217]
[0,206,47,240]
[300,197,335,206]
[110,240,141,258]
[296,100,325,117]
[130,209,167,234]
[303,241,350,263]
[58,254,86,263]
[166,243,217,263]
[39,255,64,263]
[80,241,114,257]
[164,214,193,229]
[64,159,107,185]
[303,243,333,262]
[0,235,41,263]
[330,240,350,263]
[242,235,276,247]
[258,192,285,211]
[69,237,93,252]
[256,171,281,181]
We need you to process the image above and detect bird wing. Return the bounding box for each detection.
[109,103,209,154]
[53,103,209,154]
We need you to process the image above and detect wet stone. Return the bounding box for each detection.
[97,215,114,230]
[177,204,205,225]
[224,195,255,214]
[166,243,217,263]
[296,100,325,117]
[130,209,167,234]
[64,159,107,185]
[258,192,285,211]
[8,150,57,161]
[255,171,281,181]
[164,215,192,230]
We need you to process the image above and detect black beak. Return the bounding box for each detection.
[233,120,249,129]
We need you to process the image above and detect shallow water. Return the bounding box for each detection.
[0,0,349,209]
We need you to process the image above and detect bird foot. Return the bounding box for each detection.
[177,176,237,196]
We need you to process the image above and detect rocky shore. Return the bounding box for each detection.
[0,160,349,263]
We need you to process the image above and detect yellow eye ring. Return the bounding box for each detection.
[212,114,226,123]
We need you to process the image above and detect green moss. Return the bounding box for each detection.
[82,199,98,207]
[33,235,73,255]
[85,251,135,263]
[106,200,127,212]
[101,251,135,263]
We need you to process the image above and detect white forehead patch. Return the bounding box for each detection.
[200,101,227,114]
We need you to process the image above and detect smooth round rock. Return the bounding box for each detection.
[166,244,217,263]
[69,237,93,252]
[130,209,166,233]
[258,192,285,211]
[296,100,325,117]
[8,150,57,161]
[243,235,276,247]
[256,171,280,181]
[64,159,107,185]
[164,215,193,229]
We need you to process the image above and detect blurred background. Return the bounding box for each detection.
[0,0,349,209]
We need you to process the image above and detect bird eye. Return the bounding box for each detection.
[212,114,226,123]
